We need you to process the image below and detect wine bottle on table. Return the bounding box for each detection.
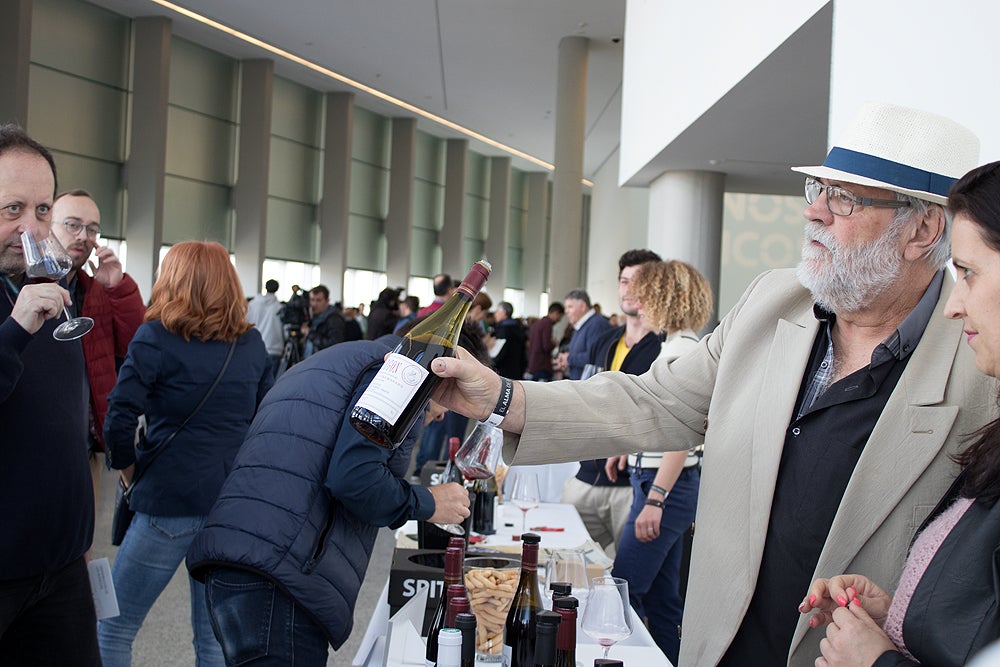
[351,260,492,449]
[455,612,477,667]
[533,611,561,667]
[552,596,578,667]
[472,476,497,535]
[437,627,462,667]
[425,539,466,667]
[548,582,571,604]
[446,595,471,629]
[503,532,543,667]
[443,437,462,482]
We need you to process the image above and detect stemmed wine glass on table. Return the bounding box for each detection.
[581,576,633,659]
[508,471,540,535]
[20,228,94,341]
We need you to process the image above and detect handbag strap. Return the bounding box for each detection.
[129,339,239,488]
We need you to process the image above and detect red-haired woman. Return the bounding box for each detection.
[98,241,272,666]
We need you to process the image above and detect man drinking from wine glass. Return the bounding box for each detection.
[50,189,145,522]
[0,124,101,664]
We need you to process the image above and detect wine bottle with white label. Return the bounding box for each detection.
[351,260,491,449]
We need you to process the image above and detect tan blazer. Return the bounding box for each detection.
[506,269,997,667]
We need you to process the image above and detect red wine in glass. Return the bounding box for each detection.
[21,230,94,341]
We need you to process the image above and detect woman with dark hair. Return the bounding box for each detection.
[99,241,273,666]
[799,161,1000,666]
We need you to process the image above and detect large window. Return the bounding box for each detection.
[344,268,388,311]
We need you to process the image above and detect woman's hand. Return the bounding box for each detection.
[799,574,892,629]
[815,599,897,667]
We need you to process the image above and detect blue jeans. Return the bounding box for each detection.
[414,411,468,474]
[611,466,700,664]
[0,556,100,666]
[205,568,329,666]
[98,513,224,667]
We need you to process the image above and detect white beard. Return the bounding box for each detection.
[796,218,909,314]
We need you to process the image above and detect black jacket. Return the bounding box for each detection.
[493,317,527,379]
[187,337,434,649]
[873,475,1000,667]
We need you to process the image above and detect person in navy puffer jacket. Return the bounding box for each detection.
[186,322,488,666]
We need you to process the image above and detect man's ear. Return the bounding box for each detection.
[904,204,946,261]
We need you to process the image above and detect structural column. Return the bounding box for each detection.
[648,169,726,325]
[0,0,31,127]
[441,138,467,277]
[126,16,171,298]
[547,35,588,301]
[386,117,416,288]
[319,92,354,302]
[233,59,274,296]
[523,172,549,316]
[485,156,511,298]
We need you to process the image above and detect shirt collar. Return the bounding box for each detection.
[811,269,944,362]
[574,309,596,330]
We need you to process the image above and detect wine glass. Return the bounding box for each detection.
[454,421,503,481]
[543,548,590,605]
[581,576,633,659]
[507,472,540,534]
[20,229,94,341]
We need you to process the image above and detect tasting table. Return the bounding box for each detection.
[352,502,672,667]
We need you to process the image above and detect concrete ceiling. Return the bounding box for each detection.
[83,0,836,196]
[86,0,628,179]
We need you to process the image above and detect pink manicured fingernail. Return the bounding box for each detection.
[853,597,861,607]
[809,595,817,606]
[809,616,819,628]
[837,596,848,607]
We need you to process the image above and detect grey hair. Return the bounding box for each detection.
[895,192,951,270]
[563,288,591,307]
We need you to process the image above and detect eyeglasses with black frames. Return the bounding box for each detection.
[804,177,911,217]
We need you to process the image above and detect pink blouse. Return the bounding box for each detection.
[883,496,976,660]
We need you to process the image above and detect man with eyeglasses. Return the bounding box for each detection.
[0,127,102,664]
[50,189,145,519]
[424,103,997,667]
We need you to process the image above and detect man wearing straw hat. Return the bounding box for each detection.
[427,102,997,666]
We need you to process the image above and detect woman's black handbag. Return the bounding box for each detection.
[110,341,237,546]
[111,476,135,546]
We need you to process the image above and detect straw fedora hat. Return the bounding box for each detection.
[792,102,980,205]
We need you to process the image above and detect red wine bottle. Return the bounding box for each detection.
[553,596,578,667]
[502,532,542,667]
[443,437,462,484]
[351,260,491,449]
[472,476,497,535]
[445,595,471,628]
[455,612,477,667]
[533,611,561,667]
[425,540,465,667]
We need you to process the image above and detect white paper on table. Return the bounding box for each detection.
[87,557,120,620]
[384,586,428,667]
